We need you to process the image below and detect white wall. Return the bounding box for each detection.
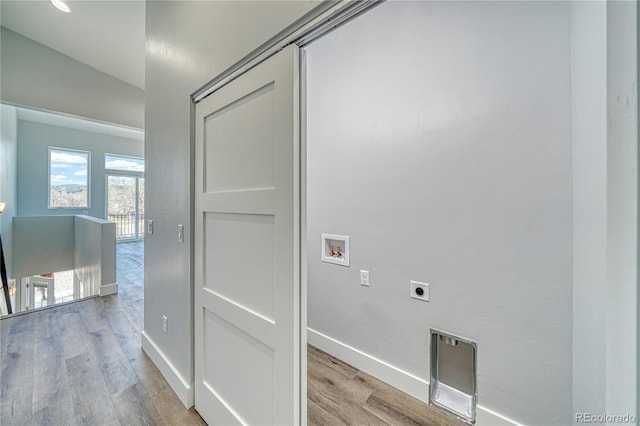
[605,0,638,418]
[12,216,75,278]
[0,104,17,278]
[571,0,608,417]
[306,2,572,424]
[12,215,116,296]
[16,119,143,218]
[0,27,144,129]
[74,215,116,296]
[144,0,321,405]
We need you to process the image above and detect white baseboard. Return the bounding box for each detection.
[307,328,522,426]
[99,282,118,296]
[141,331,195,408]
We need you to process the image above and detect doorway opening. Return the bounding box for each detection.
[107,174,145,241]
[303,1,573,424]
[191,1,637,425]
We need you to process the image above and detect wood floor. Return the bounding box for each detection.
[307,346,464,426]
[1,241,463,426]
[0,241,204,426]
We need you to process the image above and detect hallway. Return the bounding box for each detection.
[0,241,205,425]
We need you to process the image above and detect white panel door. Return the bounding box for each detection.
[194,45,302,425]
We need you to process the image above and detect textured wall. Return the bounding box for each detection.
[144,0,320,401]
[306,2,572,424]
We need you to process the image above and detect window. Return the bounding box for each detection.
[49,148,90,208]
[105,154,144,172]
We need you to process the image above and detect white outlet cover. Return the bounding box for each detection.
[410,281,430,302]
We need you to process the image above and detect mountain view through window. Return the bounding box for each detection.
[49,148,90,208]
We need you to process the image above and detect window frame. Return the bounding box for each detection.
[48,147,91,209]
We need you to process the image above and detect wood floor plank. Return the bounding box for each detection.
[59,308,91,361]
[308,344,359,379]
[308,379,386,425]
[357,371,466,426]
[31,335,75,424]
[77,298,107,334]
[308,353,374,405]
[88,327,139,395]
[307,397,345,426]
[111,383,164,426]
[66,352,121,425]
[0,315,35,426]
[32,406,55,426]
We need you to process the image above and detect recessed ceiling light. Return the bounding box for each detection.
[51,0,71,13]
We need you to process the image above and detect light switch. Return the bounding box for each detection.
[360,270,369,286]
[147,220,154,235]
[178,224,184,243]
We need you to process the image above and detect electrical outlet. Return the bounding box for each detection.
[410,281,430,302]
[162,315,168,333]
[360,270,370,286]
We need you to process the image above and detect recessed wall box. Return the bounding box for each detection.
[430,329,477,424]
[321,234,350,266]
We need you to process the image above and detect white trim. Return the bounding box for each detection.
[14,105,144,140]
[99,282,118,296]
[307,328,523,426]
[141,331,195,408]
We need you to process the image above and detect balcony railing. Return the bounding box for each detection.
[107,213,145,239]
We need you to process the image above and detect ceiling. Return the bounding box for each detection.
[1,0,145,89]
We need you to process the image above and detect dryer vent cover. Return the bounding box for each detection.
[430,329,477,424]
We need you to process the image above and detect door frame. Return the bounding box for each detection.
[189,2,385,423]
[193,44,303,425]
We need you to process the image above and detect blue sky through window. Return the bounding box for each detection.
[105,154,144,172]
[50,149,89,186]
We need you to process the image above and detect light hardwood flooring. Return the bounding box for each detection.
[307,346,464,426]
[1,241,463,426]
[0,241,205,426]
